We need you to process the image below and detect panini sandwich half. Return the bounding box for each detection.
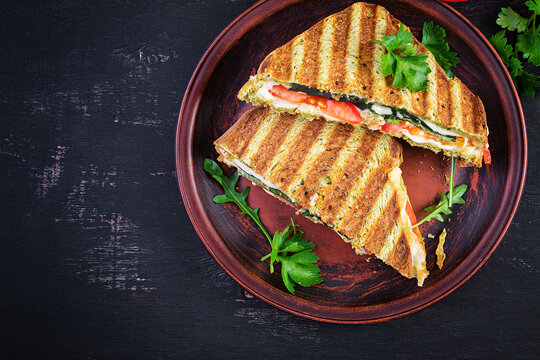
[238,2,490,167]
[215,107,429,286]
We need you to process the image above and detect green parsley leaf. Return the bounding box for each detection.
[490,30,514,63]
[518,70,540,98]
[496,7,530,32]
[205,159,323,294]
[517,26,540,66]
[372,24,431,92]
[526,0,540,15]
[262,219,321,293]
[490,30,540,98]
[279,250,322,294]
[421,22,460,79]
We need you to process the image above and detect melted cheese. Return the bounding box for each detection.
[388,167,429,286]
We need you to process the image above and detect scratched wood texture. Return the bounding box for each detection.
[0,0,538,358]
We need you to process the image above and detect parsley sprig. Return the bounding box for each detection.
[490,1,540,98]
[204,159,322,294]
[372,24,431,92]
[406,157,467,230]
[421,21,460,79]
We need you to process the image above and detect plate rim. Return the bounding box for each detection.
[175,0,527,323]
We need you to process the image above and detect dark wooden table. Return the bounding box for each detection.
[1,0,538,358]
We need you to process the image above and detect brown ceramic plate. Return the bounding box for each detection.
[176,0,526,323]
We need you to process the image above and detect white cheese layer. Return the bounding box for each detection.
[218,148,289,198]
[421,119,461,137]
[256,81,343,123]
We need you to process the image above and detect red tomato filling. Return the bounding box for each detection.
[269,84,490,165]
[269,85,363,124]
[482,148,492,165]
[405,200,422,237]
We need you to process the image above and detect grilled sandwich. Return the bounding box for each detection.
[238,2,490,167]
[215,107,429,286]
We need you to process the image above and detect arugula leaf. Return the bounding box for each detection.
[204,158,271,242]
[517,26,540,66]
[407,184,467,230]
[448,157,457,207]
[204,159,322,294]
[421,22,460,78]
[496,7,530,32]
[406,157,466,231]
[372,24,431,92]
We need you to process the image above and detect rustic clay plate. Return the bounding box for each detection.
[176,0,526,323]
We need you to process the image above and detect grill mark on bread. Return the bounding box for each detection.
[214,107,269,158]
[320,131,382,225]
[376,221,402,261]
[259,42,293,80]
[363,192,399,255]
[292,122,353,205]
[296,21,324,87]
[327,7,352,93]
[311,125,365,214]
[436,67,453,127]
[337,162,393,237]
[290,36,305,82]
[356,4,378,98]
[285,121,337,195]
[460,87,475,135]
[238,110,282,166]
[345,4,362,91]
[370,6,388,101]
[266,118,326,190]
[250,112,297,175]
[386,233,413,277]
[317,15,336,89]
[263,116,307,179]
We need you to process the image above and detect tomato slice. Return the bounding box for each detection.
[482,148,492,165]
[268,85,363,124]
[405,200,422,237]
[324,99,363,124]
[268,85,309,104]
[381,122,404,133]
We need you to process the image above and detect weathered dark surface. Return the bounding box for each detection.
[1,0,538,358]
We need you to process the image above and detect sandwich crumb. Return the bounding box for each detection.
[430,166,434,171]
[365,258,370,263]
[427,233,435,239]
[436,229,447,269]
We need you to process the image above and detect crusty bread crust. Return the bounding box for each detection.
[238,2,489,164]
[215,107,429,285]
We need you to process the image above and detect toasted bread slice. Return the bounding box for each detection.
[215,107,429,286]
[238,2,489,167]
